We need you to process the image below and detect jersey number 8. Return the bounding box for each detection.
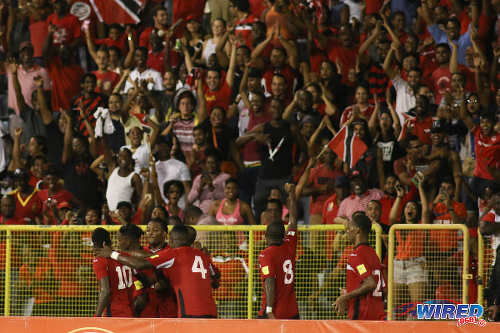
[283,259,294,284]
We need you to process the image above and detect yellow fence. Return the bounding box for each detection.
[0,224,382,319]
[387,224,470,320]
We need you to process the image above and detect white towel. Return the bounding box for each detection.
[93,107,115,138]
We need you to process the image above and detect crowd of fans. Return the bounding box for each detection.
[0,0,500,320]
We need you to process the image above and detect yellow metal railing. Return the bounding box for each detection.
[0,224,381,318]
[387,224,470,320]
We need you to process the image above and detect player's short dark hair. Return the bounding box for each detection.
[352,211,372,235]
[92,227,111,248]
[171,224,190,243]
[266,221,285,240]
[119,224,144,241]
[186,225,197,245]
[148,218,168,232]
[168,216,183,226]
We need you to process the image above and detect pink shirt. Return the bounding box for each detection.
[7,64,51,115]
[188,173,230,214]
[337,189,384,219]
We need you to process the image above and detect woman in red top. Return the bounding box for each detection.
[340,85,375,127]
[389,173,430,318]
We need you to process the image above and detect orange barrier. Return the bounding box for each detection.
[0,317,499,333]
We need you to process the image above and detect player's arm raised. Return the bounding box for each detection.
[284,183,298,230]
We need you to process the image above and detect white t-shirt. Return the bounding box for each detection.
[155,158,191,208]
[392,74,416,125]
[124,144,150,174]
[123,68,164,93]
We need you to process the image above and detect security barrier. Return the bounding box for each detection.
[0,224,382,319]
[477,231,496,308]
[387,224,470,320]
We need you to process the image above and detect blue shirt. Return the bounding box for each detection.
[428,23,472,65]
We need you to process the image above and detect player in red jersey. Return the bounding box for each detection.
[334,211,386,320]
[92,224,143,317]
[133,218,177,318]
[96,224,220,318]
[258,183,299,319]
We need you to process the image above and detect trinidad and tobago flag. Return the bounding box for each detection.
[90,0,146,24]
[327,126,367,169]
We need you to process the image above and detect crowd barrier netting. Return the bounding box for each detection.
[0,224,382,319]
[387,224,471,320]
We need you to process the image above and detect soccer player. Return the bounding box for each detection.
[334,211,385,320]
[92,224,144,317]
[133,218,177,318]
[95,224,219,318]
[258,183,299,319]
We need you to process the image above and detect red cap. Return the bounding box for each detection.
[57,201,71,209]
[186,15,198,22]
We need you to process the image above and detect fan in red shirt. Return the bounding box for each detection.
[231,0,260,48]
[47,0,81,49]
[203,61,236,115]
[258,183,299,319]
[92,225,143,317]
[9,169,42,223]
[96,224,220,318]
[132,218,177,318]
[398,95,435,145]
[334,211,385,320]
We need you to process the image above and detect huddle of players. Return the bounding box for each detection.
[93,184,385,320]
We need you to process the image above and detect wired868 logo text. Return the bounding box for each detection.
[394,300,487,327]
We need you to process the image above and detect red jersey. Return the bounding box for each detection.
[93,70,120,95]
[46,13,81,46]
[37,188,74,224]
[204,81,232,114]
[263,64,297,99]
[132,245,177,318]
[321,194,340,224]
[472,126,500,180]
[258,228,299,319]
[346,243,385,320]
[399,116,435,145]
[340,105,375,127]
[10,189,42,221]
[93,256,134,317]
[95,37,127,55]
[147,246,218,318]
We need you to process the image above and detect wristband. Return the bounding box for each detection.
[110,251,120,260]
[266,306,273,314]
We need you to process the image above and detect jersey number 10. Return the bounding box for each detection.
[116,266,133,290]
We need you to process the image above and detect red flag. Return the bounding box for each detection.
[90,0,146,24]
[327,126,368,169]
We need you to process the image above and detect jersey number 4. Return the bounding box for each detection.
[192,255,208,279]
[116,266,133,290]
